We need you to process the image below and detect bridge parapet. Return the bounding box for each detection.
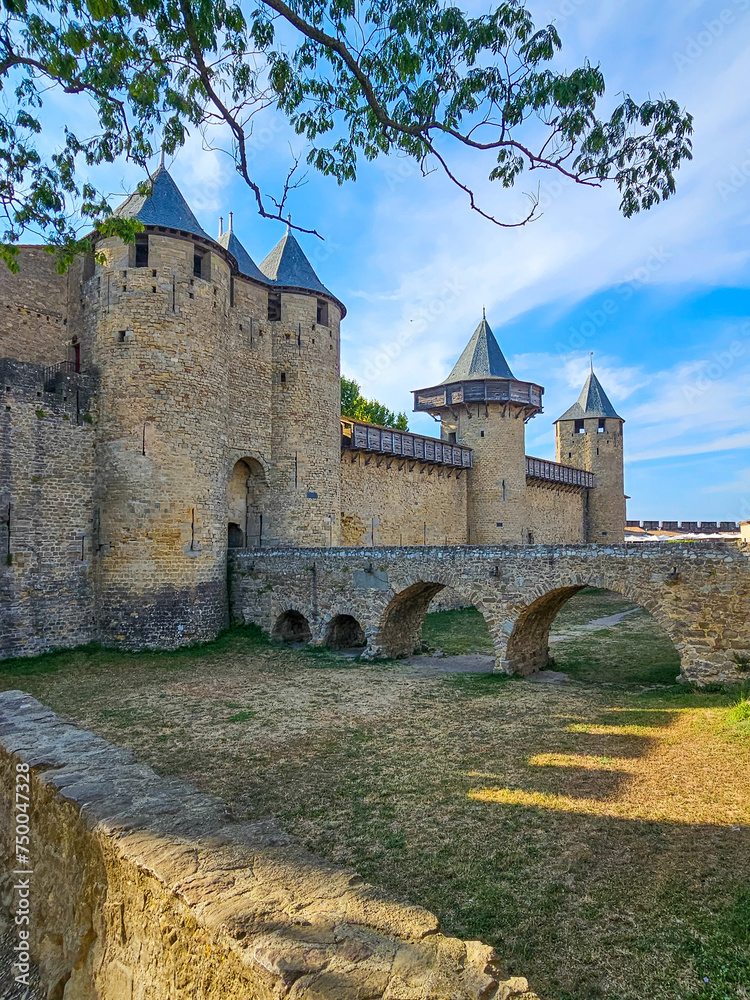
[229,543,750,686]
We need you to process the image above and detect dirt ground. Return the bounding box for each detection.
[1,590,748,1000]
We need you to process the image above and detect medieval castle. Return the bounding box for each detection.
[0,165,626,659]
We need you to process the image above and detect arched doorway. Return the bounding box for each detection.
[272,610,312,644]
[324,614,366,650]
[227,458,267,549]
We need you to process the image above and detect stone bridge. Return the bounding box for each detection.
[228,543,750,686]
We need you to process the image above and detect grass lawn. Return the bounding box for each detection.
[1,592,748,1000]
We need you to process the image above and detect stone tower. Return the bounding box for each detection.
[413,314,544,544]
[81,166,236,648]
[257,228,344,547]
[555,366,626,542]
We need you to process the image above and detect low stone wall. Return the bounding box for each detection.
[0,691,530,1000]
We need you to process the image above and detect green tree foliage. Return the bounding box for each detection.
[0,0,693,269]
[341,376,408,430]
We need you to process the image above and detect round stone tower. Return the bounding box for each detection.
[413,313,544,544]
[256,228,344,547]
[554,365,626,542]
[83,166,235,648]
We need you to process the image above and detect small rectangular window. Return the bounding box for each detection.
[135,238,149,267]
[575,419,585,434]
[280,372,286,383]
[193,253,203,278]
[598,418,606,432]
[229,276,235,308]
[316,298,329,326]
[268,291,282,321]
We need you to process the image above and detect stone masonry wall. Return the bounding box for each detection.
[0,248,73,366]
[229,543,750,686]
[340,450,469,546]
[556,417,626,542]
[0,361,96,659]
[526,481,585,544]
[87,234,234,649]
[268,292,342,547]
[453,407,528,544]
[0,691,530,1000]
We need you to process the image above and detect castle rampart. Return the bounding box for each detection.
[0,165,647,661]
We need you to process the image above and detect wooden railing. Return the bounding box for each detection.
[342,418,473,468]
[526,456,594,488]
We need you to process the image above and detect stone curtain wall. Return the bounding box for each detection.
[340,451,469,546]
[0,248,74,366]
[0,692,530,1000]
[0,361,96,659]
[229,543,750,685]
[525,482,586,545]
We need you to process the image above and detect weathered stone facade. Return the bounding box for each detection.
[229,542,750,686]
[340,449,468,546]
[0,691,531,1000]
[0,360,96,658]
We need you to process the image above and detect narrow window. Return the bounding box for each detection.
[598,418,606,432]
[448,431,457,443]
[575,419,585,434]
[480,429,485,438]
[280,372,287,383]
[135,237,149,267]
[268,291,281,321]
[193,252,203,278]
[316,298,329,325]
[229,276,235,308]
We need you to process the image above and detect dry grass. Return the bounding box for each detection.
[1,594,749,1000]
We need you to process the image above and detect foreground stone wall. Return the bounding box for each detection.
[340,451,469,546]
[0,692,530,1000]
[229,542,750,685]
[0,361,97,659]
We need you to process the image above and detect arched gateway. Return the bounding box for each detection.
[228,544,750,687]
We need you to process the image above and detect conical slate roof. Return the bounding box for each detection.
[556,370,623,421]
[114,166,211,240]
[218,225,266,283]
[442,315,515,383]
[259,230,334,298]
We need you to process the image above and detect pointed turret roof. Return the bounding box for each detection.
[259,230,334,299]
[114,166,211,240]
[556,370,623,421]
[217,214,266,282]
[442,313,515,383]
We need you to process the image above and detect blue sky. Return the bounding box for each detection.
[34,0,750,521]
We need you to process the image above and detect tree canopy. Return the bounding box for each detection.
[341,376,408,430]
[0,0,693,269]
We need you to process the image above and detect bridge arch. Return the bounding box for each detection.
[324,613,367,650]
[501,580,685,677]
[272,609,312,644]
[372,579,500,660]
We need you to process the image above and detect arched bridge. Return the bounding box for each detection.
[228,543,750,686]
